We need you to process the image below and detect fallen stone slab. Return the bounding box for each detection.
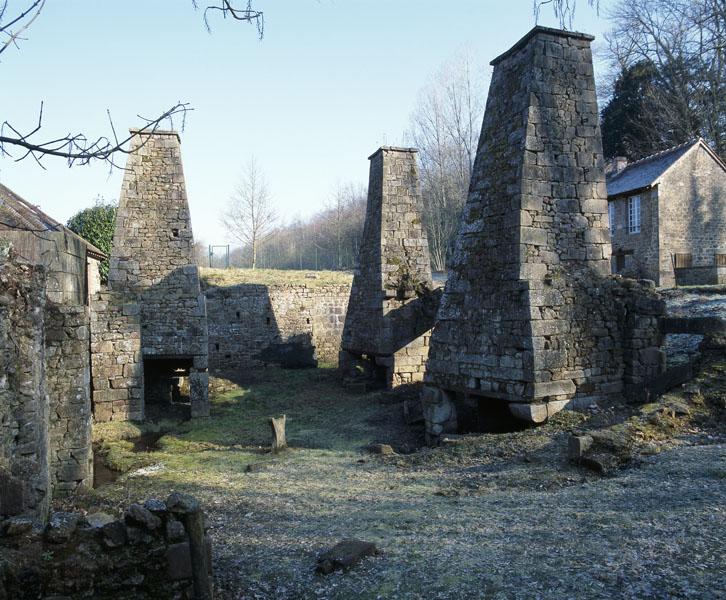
[316,539,379,575]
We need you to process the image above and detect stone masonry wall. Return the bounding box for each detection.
[658,144,726,287]
[341,147,435,387]
[0,249,50,523]
[424,27,664,439]
[45,303,93,495]
[609,187,660,281]
[90,291,143,422]
[205,283,349,371]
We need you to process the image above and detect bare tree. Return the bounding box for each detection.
[223,157,277,270]
[0,1,262,168]
[534,0,600,29]
[408,52,486,271]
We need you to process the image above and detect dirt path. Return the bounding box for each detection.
[88,368,726,600]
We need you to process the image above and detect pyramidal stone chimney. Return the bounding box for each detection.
[108,129,209,418]
[423,27,664,441]
[340,147,436,389]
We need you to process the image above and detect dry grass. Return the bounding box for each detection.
[200,268,353,288]
[79,362,726,600]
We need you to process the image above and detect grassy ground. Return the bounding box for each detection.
[200,268,353,288]
[80,363,726,600]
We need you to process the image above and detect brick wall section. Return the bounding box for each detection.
[108,130,209,417]
[341,147,435,387]
[205,283,349,371]
[45,303,93,495]
[0,250,50,522]
[658,145,726,286]
[90,291,143,422]
[423,27,665,440]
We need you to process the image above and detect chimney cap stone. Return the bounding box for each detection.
[490,25,595,66]
[128,128,181,142]
[368,146,418,160]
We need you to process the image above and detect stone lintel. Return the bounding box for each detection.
[490,25,595,66]
[367,146,418,160]
[128,128,181,142]
[509,399,569,423]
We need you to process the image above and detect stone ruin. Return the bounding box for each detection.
[96,129,209,421]
[422,27,666,442]
[340,147,439,389]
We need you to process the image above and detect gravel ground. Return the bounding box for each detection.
[85,364,726,600]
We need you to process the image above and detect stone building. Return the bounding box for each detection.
[607,138,726,287]
[340,147,437,389]
[423,27,665,442]
[1,186,104,523]
[105,129,209,419]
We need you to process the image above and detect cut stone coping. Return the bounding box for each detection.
[128,128,180,141]
[367,146,418,160]
[490,25,596,66]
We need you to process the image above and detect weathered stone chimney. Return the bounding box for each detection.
[109,130,209,418]
[340,147,435,389]
[423,26,650,441]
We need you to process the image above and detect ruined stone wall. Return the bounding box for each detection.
[341,147,435,387]
[45,303,92,495]
[609,187,660,281]
[0,494,213,600]
[0,250,50,523]
[658,145,726,287]
[205,283,350,371]
[90,291,143,422]
[424,27,665,438]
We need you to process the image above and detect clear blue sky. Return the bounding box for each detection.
[0,0,610,245]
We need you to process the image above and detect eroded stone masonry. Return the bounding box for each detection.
[423,27,665,442]
[102,130,209,420]
[340,147,438,388]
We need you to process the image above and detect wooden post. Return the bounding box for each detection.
[269,414,287,453]
[185,508,213,600]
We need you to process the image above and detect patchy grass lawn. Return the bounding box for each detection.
[200,268,353,288]
[81,364,726,600]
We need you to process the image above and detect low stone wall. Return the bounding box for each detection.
[91,291,144,422]
[0,493,213,600]
[45,303,93,495]
[205,283,350,371]
[674,265,726,286]
[0,251,50,523]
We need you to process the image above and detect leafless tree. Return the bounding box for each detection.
[408,53,486,271]
[604,0,725,156]
[534,0,600,29]
[223,157,277,270]
[0,1,263,168]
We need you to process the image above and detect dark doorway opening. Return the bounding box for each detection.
[143,357,193,420]
[453,393,531,434]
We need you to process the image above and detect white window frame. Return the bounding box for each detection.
[628,195,641,234]
[609,202,616,236]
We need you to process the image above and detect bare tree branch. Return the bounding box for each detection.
[193,0,264,38]
[0,0,44,56]
[534,0,599,30]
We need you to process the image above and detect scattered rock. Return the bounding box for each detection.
[101,521,127,548]
[144,498,167,514]
[568,434,594,460]
[166,492,200,515]
[366,443,395,456]
[316,539,379,575]
[46,512,81,543]
[166,519,186,543]
[125,503,162,530]
[86,512,115,529]
[4,516,33,536]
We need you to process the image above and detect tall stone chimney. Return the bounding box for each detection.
[340,147,435,389]
[423,26,631,439]
[109,130,209,418]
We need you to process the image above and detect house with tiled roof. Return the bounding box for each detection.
[606,138,726,287]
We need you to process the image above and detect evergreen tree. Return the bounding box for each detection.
[67,199,117,283]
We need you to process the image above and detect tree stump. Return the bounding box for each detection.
[269,415,287,453]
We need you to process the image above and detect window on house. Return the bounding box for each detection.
[628,195,641,234]
[716,254,726,267]
[609,203,616,236]
[673,253,693,269]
